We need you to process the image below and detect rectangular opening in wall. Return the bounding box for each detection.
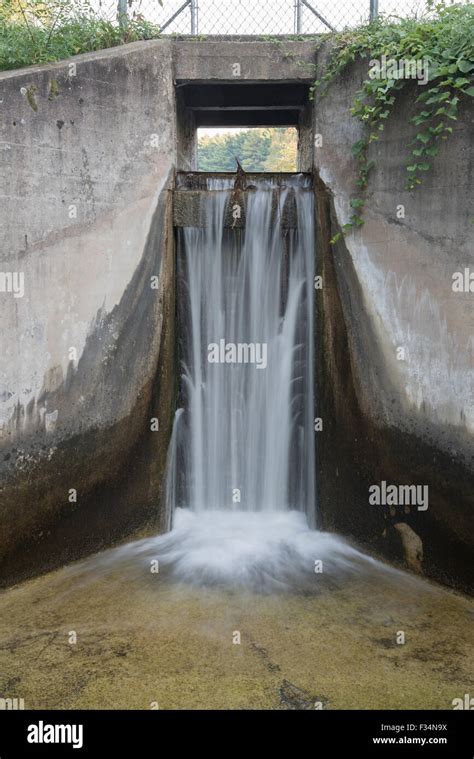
[197,127,298,172]
[176,81,312,172]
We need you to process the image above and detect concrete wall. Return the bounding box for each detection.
[173,38,317,171]
[0,37,472,591]
[0,41,177,584]
[0,38,316,585]
[173,38,317,82]
[313,47,474,591]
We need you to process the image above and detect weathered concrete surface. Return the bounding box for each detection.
[0,38,320,585]
[313,46,474,591]
[173,39,317,82]
[1,36,472,594]
[0,547,472,709]
[173,186,309,228]
[0,38,321,585]
[173,40,317,170]
[0,42,177,584]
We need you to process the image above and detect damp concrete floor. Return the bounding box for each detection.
[0,552,472,710]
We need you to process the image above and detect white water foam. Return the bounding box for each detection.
[65,177,405,593]
[166,177,316,526]
[63,507,403,594]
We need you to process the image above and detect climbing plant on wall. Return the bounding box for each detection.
[312,2,474,230]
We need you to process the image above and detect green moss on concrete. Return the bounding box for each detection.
[26,85,37,111]
[48,79,60,100]
[0,556,471,709]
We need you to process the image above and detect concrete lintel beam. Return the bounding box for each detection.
[174,40,317,82]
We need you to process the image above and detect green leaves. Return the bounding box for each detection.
[425,91,450,104]
[351,139,366,158]
[0,1,162,70]
[412,110,432,125]
[416,132,431,144]
[343,213,364,231]
[313,2,474,229]
[457,59,474,74]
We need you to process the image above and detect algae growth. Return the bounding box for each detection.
[0,551,471,710]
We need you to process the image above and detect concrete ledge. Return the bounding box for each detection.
[173,39,317,81]
[173,188,305,228]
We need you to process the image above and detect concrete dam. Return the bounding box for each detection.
[0,34,473,714]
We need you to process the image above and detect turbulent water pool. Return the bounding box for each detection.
[1,176,471,712]
[0,533,472,710]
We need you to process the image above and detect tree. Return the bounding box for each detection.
[263,128,298,172]
[198,128,297,172]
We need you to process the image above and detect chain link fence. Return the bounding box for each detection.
[93,0,439,34]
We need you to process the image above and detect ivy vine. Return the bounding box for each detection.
[311,2,474,230]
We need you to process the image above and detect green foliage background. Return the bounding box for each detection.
[312,1,474,229]
[0,0,161,70]
[1,0,472,218]
[198,128,297,172]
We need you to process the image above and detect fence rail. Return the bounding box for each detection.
[97,0,439,35]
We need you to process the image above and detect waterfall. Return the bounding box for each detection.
[167,175,316,525]
[77,175,389,591]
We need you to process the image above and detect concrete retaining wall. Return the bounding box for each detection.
[313,47,474,590]
[0,38,320,584]
[0,37,472,591]
[0,41,177,584]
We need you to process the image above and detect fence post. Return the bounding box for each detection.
[117,0,128,26]
[294,0,302,34]
[191,0,198,34]
[370,0,379,22]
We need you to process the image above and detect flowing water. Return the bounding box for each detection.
[59,175,390,590]
[168,176,315,520]
[158,175,377,588]
[78,175,410,590]
[0,175,472,709]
